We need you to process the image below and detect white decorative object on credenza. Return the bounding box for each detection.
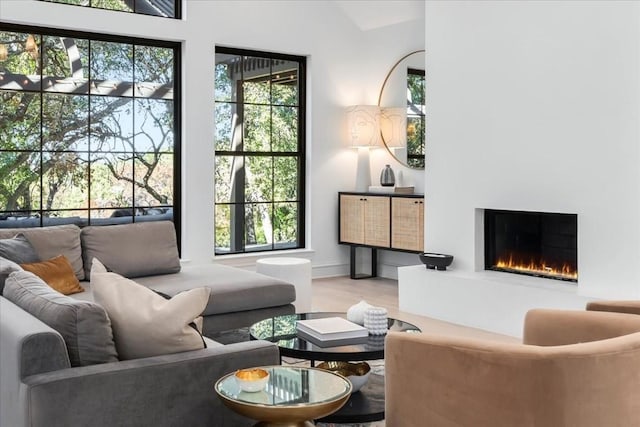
[364,307,388,335]
[346,300,374,325]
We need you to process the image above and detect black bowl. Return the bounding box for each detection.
[419,253,454,271]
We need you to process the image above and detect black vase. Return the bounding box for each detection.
[380,165,395,187]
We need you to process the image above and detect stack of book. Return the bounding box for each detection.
[296,317,368,347]
[367,185,415,194]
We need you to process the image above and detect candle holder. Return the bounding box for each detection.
[364,307,388,335]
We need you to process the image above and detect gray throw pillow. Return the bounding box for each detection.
[0,225,85,281]
[0,255,23,295]
[3,270,119,367]
[0,233,39,264]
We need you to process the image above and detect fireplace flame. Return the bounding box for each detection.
[495,254,577,280]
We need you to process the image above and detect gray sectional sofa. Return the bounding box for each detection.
[0,220,296,427]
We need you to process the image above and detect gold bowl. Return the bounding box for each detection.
[235,368,270,392]
[316,361,371,393]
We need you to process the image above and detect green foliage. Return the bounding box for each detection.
[44,0,131,11]
[407,72,426,169]
[214,54,302,252]
[0,30,175,216]
[91,0,132,12]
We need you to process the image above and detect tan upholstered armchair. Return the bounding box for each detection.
[385,309,640,427]
[587,299,640,315]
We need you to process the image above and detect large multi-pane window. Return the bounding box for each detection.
[0,24,180,229]
[40,0,180,19]
[214,47,305,255]
[407,67,425,169]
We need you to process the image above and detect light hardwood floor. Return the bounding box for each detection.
[311,275,518,344]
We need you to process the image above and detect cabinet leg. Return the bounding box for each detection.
[350,246,378,280]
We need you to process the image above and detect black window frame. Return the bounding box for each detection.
[39,0,182,19]
[214,46,306,255]
[407,67,425,169]
[0,23,182,245]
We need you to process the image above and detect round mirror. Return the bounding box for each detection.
[378,50,425,169]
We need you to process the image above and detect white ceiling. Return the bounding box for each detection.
[333,0,425,32]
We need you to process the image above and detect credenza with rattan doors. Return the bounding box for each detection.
[339,192,424,279]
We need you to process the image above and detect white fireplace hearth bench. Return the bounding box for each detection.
[399,266,597,338]
[338,191,424,279]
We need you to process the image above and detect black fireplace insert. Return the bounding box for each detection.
[484,209,577,282]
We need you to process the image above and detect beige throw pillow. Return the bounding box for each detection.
[90,259,210,360]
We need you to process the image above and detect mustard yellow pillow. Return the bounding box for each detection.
[21,255,85,295]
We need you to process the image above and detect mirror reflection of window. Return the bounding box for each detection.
[406,68,425,169]
[378,50,425,170]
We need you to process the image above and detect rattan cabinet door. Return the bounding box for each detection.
[340,194,365,244]
[363,196,390,247]
[391,197,424,251]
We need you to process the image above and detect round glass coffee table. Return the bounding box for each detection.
[215,365,352,427]
[249,312,421,362]
[249,312,421,423]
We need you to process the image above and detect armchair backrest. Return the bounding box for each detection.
[523,308,640,345]
[385,309,640,427]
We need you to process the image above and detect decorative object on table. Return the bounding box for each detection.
[365,333,387,351]
[379,164,395,187]
[346,105,382,192]
[234,368,270,392]
[367,185,395,194]
[346,300,374,325]
[419,252,454,271]
[393,186,415,194]
[364,307,388,335]
[296,316,368,341]
[317,361,371,393]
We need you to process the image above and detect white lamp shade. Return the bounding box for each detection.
[346,105,381,148]
[380,107,407,148]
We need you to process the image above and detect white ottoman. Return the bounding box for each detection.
[256,257,312,313]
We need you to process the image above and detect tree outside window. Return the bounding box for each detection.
[39,0,180,19]
[214,47,305,254]
[407,68,425,169]
[0,25,179,228]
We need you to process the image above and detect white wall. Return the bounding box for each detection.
[425,1,640,298]
[1,0,425,278]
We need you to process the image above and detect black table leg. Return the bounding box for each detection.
[350,246,378,280]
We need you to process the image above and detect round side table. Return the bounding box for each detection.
[215,365,351,426]
[256,257,312,313]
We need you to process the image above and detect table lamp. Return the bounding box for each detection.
[346,105,381,192]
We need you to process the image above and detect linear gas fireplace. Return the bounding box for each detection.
[484,209,578,282]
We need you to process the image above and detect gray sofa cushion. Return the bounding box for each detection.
[134,263,296,316]
[0,225,85,280]
[82,221,181,279]
[3,271,119,367]
[0,234,39,264]
[0,256,23,295]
